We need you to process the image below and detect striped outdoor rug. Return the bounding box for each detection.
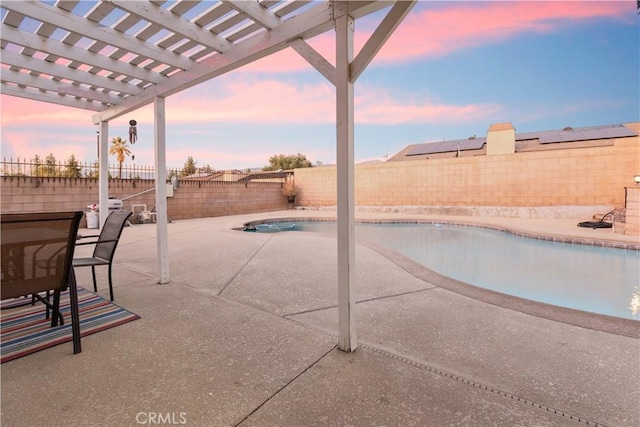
[1,287,140,363]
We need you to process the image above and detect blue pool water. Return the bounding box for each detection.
[250,221,640,320]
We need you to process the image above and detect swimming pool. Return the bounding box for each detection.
[248,221,640,321]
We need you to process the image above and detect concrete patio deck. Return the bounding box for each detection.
[1,210,638,426]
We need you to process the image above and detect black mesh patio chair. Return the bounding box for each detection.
[73,210,132,301]
[1,211,84,354]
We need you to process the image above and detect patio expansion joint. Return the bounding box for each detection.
[212,279,610,426]
[217,234,274,297]
[255,308,611,427]
[281,287,437,319]
[358,343,609,427]
[231,304,611,427]
[231,343,338,427]
[117,262,163,280]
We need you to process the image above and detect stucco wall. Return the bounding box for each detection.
[294,137,639,215]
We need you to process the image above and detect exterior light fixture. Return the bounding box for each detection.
[634,175,640,185]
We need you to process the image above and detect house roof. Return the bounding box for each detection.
[515,124,637,144]
[404,123,637,157]
[237,170,293,181]
[406,137,486,156]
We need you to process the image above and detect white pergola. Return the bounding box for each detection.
[0,0,416,351]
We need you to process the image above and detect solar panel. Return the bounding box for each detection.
[406,124,636,157]
[406,137,486,156]
[517,124,637,144]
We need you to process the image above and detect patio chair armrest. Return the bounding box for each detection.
[75,238,119,246]
[77,234,100,239]
[75,240,98,246]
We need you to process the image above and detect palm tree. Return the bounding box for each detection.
[109,136,131,179]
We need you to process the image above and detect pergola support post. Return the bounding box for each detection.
[335,8,357,352]
[154,96,170,284]
[98,121,109,228]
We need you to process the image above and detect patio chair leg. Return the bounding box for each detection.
[108,265,114,301]
[91,265,98,292]
[51,291,61,327]
[68,269,82,354]
[45,290,50,320]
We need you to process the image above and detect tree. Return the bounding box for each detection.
[263,153,313,171]
[64,154,82,178]
[31,155,43,177]
[86,160,100,179]
[180,156,197,177]
[44,153,58,177]
[109,136,131,179]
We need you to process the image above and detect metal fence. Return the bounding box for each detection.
[0,158,247,180]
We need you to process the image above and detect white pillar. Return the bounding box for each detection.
[98,121,109,228]
[335,9,357,352]
[154,96,170,284]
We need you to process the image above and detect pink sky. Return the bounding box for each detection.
[1,1,634,167]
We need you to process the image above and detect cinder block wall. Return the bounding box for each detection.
[625,187,640,236]
[0,177,288,226]
[0,177,136,216]
[166,180,288,219]
[295,137,639,211]
[2,136,637,225]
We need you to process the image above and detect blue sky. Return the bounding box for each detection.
[1,1,638,171]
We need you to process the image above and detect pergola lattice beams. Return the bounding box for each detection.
[0,1,253,107]
[0,1,388,114]
[1,26,167,85]
[0,66,123,106]
[0,82,104,111]
[225,0,283,30]
[3,1,195,71]
[112,1,232,54]
[89,1,392,123]
[90,2,333,122]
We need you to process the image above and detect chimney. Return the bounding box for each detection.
[486,122,515,155]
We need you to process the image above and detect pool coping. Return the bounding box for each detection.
[242,217,640,251]
[242,217,640,339]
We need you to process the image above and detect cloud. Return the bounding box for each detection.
[0,96,90,126]
[0,131,93,163]
[1,1,632,168]
[2,76,500,135]
[2,1,623,129]
[168,78,335,124]
[366,1,633,65]
[355,84,501,124]
[165,76,498,126]
[239,1,634,72]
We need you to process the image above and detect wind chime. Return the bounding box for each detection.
[128,119,138,144]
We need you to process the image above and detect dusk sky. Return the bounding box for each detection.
[1,1,638,171]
